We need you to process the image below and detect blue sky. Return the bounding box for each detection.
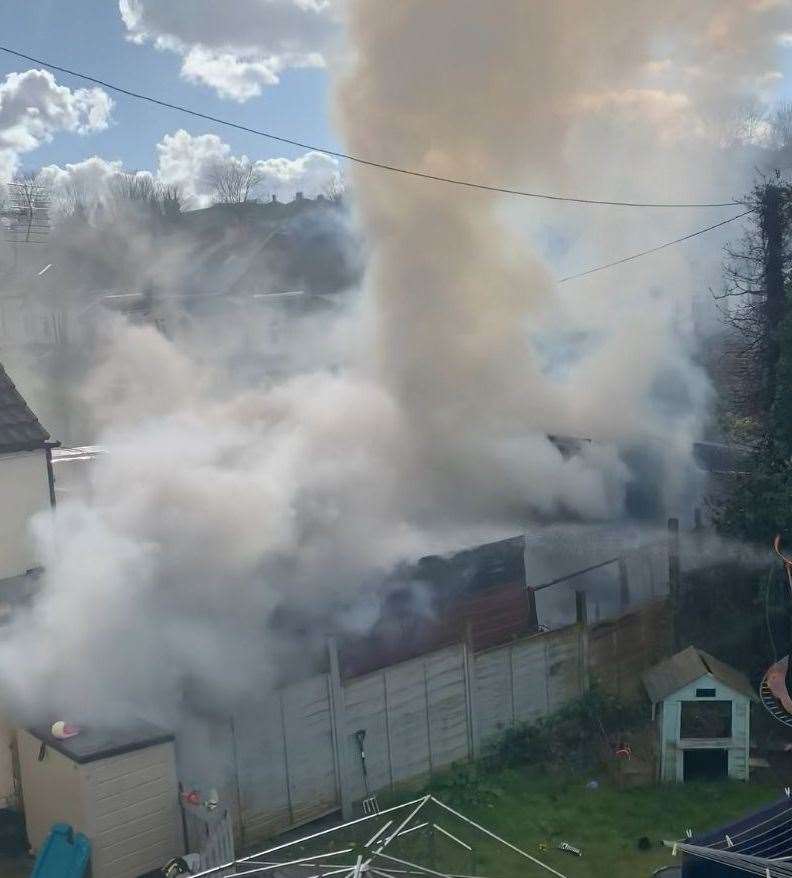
[0,0,339,174]
[0,2,791,183]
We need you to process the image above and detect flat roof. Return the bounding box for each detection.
[28,720,174,765]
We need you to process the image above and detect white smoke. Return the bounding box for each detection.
[336,0,789,515]
[0,2,789,755]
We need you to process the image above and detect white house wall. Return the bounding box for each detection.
[0,450,51,581]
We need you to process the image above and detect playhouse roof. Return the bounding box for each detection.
[643,646,756,704]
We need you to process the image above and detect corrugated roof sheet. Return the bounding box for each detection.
[643,646,756,703]
[0,362,49,453]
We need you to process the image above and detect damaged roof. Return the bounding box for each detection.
[0,362,50,453]
[643,645,757,703]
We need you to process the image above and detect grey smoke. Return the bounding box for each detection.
[0,2,788,779]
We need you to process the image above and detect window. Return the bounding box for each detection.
[680,701,732,739]
[696,688,716,698]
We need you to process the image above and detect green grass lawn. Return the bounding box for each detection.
[389,767,783,878]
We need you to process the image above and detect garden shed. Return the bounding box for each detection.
[17,722,181,878]
[643,646,756,783]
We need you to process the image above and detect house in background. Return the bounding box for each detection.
[0,360,57,808]
[643,646,756,783]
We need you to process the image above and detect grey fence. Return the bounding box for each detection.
[202,534,676,846]
[223,619,598,846]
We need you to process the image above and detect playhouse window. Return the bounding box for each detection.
[680,700,732,738]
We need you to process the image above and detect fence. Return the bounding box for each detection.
[531,536,669,629]
[220,597,669,847]
[184,803,235,876]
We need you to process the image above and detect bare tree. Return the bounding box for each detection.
[769,102,792,169]
[109,171,159,207]
[723,96,768,147]
[158,183,190,220]
[56,179,93,219]
[204,158,265,204]
[105,172,190,224]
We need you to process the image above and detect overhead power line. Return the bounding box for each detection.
[558,210,753,283]
[0,45,742,210]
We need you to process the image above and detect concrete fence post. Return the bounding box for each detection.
[618,558,630,611]
[574,590,587,625]
[668,517,680,650]
[578,621,590,696]
[463,623,480,759]
[327,638,354,820]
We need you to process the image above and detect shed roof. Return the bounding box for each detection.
[643,646,757,703]
[28,720,174,765]
[0,362,50,453]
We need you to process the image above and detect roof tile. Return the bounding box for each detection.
[0,363,50,453]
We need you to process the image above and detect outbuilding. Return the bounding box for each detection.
[643,646,756,783]
[18,722,182,878]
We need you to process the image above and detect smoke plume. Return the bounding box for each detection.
[0,1,789,782]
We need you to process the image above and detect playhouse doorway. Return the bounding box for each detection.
[683,749,728,781]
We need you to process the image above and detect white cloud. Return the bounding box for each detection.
[180,45,323,102]
[38,130,341,210]
[155,129,231,204]
[0,68,113,178]
[155,129,340,205]
[118,0,339,101]
[37,156,126,200]
[252,149,341,199]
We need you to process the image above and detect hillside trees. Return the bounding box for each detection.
[715,176,792,540]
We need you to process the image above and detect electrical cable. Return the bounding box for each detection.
[557,211,753,283]
[0,44,743,209]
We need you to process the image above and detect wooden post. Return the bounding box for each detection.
[668,517,680,649]
[327,638,354,820]
[575,590,587,625]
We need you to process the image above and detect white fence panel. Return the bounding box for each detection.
[473,647,514,744]
[425,646,469,770]
[281,675,339,826]
[383,657,432,786]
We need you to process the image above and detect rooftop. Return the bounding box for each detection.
[28,720,174,765]
[0,362,50,453]
[643,645,757,703]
